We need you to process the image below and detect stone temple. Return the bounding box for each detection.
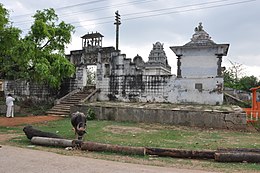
[66,23,229,105]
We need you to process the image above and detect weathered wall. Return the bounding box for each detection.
[181,48,219,78]
[71,104,246,130]
[96,72,223,105]
[107,75,171,102]
[3,80,56,101]
[166,77,223,105]
[0,105,21,114]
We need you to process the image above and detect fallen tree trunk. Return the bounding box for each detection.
[81,141,145,156]
[217,148,260,153]
[145,147,215,159]
[31,137,78,147]
[23,125,62,140]
[215,152,260,163]
[29,135,260,163]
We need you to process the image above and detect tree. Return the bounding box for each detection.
[0,3,22,79]
[23,8,75,88]
[224,61,243,89]
[224,60,260,91]
[0,6,75,88]
[228,60,245,81]
[238,76,259,92]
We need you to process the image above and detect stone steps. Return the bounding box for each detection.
[46,87,95,116]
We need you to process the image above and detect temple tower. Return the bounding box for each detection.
[170,23,229,78]
[145,42,171,75]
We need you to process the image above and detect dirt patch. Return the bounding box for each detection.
[0,116,63,143]
[0,134,23,143]
[103,125,157,134]
[0,116,63,127]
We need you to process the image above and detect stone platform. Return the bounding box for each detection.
[71,102,246,130]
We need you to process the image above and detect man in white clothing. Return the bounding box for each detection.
[6,93,15,118]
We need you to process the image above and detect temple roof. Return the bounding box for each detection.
[184,22,216,47]
[146,42,171,70]
[170,23,230,56]
[81,32,104,39]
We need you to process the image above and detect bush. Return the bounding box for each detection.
[87,108,95,120]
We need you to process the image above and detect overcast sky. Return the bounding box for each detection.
[2,0,260,78]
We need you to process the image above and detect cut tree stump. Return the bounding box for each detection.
[81,141,145,156]
[145,147,215,159]
[215,152,260,163]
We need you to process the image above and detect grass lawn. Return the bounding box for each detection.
[1,118,260,172]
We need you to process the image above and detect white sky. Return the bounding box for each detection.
[2,0,260,78]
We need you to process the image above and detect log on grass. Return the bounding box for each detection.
[81,141,145,156]
[217,148,260,153]
[145,147,215,159]
[31,137,76,147]
[215,152,260,163]
[23,125,62,140]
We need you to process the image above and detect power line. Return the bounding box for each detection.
[11,0,109,18]
[69,0,237,27]
[56,0,156,17]
[123,0,256,21]
[122,0,231,16]
[7,0,256,32]
[12,0,156,25]
[72,0,256,28]
[22,0,254,28]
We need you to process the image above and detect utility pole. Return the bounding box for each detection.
[114,10,121,51]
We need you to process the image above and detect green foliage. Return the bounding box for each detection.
[87,108,96,120]
[0,5,76,88]
[23,8,75,88]
[224,61,260,91]
[238,76,259,92]
[0,3,9,29]
[0,4,22,79]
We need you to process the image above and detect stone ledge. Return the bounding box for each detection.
[71,102,246,130]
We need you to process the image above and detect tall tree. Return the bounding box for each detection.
[228,60,245,81]
[223,60,243,89]
[0,6,75,88]
[24,8,75,88]
[0,3,21,79]
[238,76,259,92]
[224,60,259,91]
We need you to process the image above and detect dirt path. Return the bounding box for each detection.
[0,116,63,126]
[0,145,216,173]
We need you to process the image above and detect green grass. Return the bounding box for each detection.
[1,118,260,172]
[0,126,22,134]
[3,119,260,150]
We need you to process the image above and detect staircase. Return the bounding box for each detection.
[46,86,96,116]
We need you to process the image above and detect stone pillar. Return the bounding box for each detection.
[177,55,182,78]
[216,54,223,77]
